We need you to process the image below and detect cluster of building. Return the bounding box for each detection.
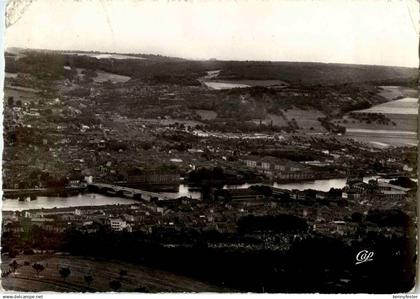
[241,156,315,181]
[3,175,415,253]
[126,166,180,187]
[342,177,411,200]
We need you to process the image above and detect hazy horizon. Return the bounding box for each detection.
[5,0,420,68]
[6,46,419,69]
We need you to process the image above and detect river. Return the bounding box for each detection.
[2,177,382,211]
[2,193,139,212]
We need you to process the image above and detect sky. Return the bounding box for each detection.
[5,0,420,67]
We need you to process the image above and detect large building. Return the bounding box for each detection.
[109,218,131,232]
[342,178,409,200]
[241,156,314,181]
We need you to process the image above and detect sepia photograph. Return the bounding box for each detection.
[1,0,419,294]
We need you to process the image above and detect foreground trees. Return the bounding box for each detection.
[59,267,71,281]
[109,280,122,291]
[32,263,45,277]
[84,275,94,288]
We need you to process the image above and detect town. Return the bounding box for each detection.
[2,48,418,293]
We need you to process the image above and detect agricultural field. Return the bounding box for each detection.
[1,254,231,292]
[203,81,250,90]
[195,109,218,120]
[5,72,18,79]
[64,52,147,60]
[203,79,289,89]
[343,130,417,148]
[75,68,131,84]
[251,113,288,127]
[335,112,417,133]
[93,71,131,84]
[335,94,418,133]
[281,108,327,132]
[352,97,418,115]
[4,87,42,107]
[377,86,418,101]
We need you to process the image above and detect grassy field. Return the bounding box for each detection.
[353,97,417,115]
[4,87,41,106]
[93,71,131,83]
[204,79,289,88]
[377,86,418,100]
[1,254,232,293]
[250,109,326,132]
[337,114,417,148]
[333,88,418,147]
[343,131,417,148]
[195,109,218,120]
[335,113,417,133]
[251,113,288,127]
[282,109,326,132]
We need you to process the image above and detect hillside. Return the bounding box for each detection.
[5,48,418,87]
[2,254,232,292]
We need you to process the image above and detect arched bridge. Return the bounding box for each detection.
[88,183,170,201]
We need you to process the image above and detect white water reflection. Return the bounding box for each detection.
[2,193,138,211]
[3,177,392,211]
[224,177,384,192]
[203,81,250,90]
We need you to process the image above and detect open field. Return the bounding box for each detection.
[75,68,131,83]
[5,72,18,79]
[93,71,131,83]
[251,113,288,127]
[344,130,417,148]
[4,87,42,106]
[334,92,418,147]
[65,52,146,60]
[250,110,326,132]
[195,109,218,120]
[336,113,417,133]
[203,81,250,90]
[377,86,418,100]
[282,108,326,132]
[353,97,418,115]
[1,254,231,292]
[204,79,289,88]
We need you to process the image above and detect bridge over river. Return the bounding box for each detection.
[88,183,170,201]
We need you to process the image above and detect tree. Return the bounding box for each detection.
[59,267,71,281]
[109,280,122,291]
[7,96,14,106]
[389,177,416,189]
[351,212,363,223]
[134,286,150,293]
[84,275,94,288]
[9,260,18,274]
[32,263,45,277]
[8,249,18,258]
[118,269,128,280]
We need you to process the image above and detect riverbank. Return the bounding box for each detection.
[2,176,387,211]
[2,194,139,212]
